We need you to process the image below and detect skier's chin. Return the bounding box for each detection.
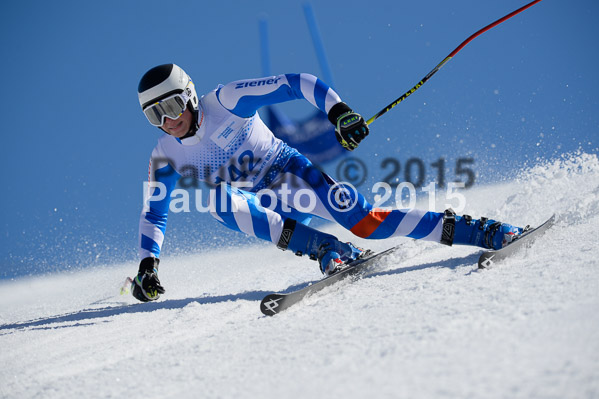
[166,123,188,138]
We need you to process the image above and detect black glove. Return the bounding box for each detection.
[328,102,369,151]
[131,257,165,302]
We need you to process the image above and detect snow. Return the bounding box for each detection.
[1,152,599,399]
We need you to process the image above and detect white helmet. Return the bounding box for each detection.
[138,64,199,128]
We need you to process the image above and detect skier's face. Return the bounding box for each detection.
[161,108,193,138]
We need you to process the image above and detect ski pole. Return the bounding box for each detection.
[366,0,543,126]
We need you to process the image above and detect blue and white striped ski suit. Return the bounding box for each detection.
[139,73,443,259]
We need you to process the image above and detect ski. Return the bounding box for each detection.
[260,247,400,316]
[478,214,556,269]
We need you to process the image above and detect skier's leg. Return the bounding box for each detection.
[209,183,284,244]
[209,183,364,275]
[267,153,444,242]
[267,153,524,250]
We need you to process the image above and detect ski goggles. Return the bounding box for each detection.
[143,90,191,127]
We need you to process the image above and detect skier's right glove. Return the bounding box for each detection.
[131,257,165,302]
[328,102,369,151]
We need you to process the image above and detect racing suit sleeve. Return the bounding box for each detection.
[138,144,181,259]
[215,73,342,118]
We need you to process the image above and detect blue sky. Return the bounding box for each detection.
[1,0,597,278]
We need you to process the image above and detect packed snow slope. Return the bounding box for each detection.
[1,152,598,399]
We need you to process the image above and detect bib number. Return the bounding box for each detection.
[214,150,262,185]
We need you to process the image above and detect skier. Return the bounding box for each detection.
[131,64,524,302]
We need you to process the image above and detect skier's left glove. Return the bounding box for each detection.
[328,102,369,151]
[131,257,165,302]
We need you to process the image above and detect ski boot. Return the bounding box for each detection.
[440,209,526,250]
[276,219,366,275]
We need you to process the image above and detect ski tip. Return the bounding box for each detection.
[260,294,284,316]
